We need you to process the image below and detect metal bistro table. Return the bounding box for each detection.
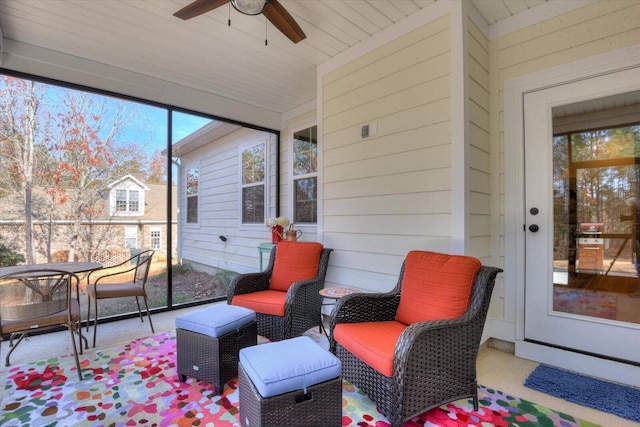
[0,261,103,278]
[319,287,362,336]
[0,262,103,298]
[0,261,102,370]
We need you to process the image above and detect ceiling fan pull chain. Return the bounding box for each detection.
[228,3,231,27]
[265,17,268,46]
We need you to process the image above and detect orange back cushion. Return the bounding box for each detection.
[269,241,324,292]
[395,251,481,325]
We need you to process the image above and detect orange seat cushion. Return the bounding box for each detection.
[395,251,481,325]
[269,241,324,292]
[231,290,287,316]
[334,321,407,377]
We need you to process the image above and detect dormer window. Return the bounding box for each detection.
[116,189,140,213]
[108,175,149,217]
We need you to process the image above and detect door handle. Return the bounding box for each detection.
[529,224,539,232]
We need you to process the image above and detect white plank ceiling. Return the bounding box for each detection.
[0,0,601,117]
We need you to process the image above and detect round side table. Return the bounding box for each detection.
[319,287,361,336]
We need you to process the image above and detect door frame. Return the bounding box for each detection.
[504,43,640,387]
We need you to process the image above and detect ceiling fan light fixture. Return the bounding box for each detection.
[231,0,267,15]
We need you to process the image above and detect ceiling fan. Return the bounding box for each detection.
[174,0,306,44]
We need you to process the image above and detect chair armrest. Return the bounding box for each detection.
[285,276,323,305]
[226,272,271,303]
[393,317,480,383]
[281,277,325,336]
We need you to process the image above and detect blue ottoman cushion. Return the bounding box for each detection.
[239,336,341,398]
[175,305,255,338]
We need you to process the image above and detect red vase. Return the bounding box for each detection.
[271,225,283,243]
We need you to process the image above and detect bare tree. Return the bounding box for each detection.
[146,149,168,184]
[49,89,136,261]
[0,77,43,263]
[1,78,149,263]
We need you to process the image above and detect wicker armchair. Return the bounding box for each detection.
[328,251,502,427]
[228,241,332,341]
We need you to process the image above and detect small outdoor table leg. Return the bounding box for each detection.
[318,287,361,336]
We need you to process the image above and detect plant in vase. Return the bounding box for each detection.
[264,217,290,243]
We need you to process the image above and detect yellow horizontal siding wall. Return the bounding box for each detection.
[467,17,491,265]
[491,0,640,316]
[322,16,453,292]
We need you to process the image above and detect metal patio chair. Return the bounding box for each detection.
[86,249,155,347]
[0,269,87,380]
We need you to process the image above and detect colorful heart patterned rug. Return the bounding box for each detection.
[0,329,599,427]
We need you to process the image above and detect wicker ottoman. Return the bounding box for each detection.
[238,336,342,427]
[175,304,257,395]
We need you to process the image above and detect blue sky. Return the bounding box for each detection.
[41,81,213,156]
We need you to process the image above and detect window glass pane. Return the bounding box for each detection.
[129,190,139,212]
[294,177,317,223]
[186,167,199,195]
[187,195,198,224]
[186,166,199,224]
[116,189,127,211]
[150,226,161,249]
[241,142,265,224]
[293,125,317,224]
[242,144,265,184]
[243,185,264,223]
[293,126,317,176]
[571,127,639,162]
[124,226,137,248]
[553,122,640,326]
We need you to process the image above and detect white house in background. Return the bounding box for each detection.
[100,175,177,260]
[170,121,285,275]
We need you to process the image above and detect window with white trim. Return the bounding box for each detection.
[293,125,317,223]
[241,142,266,223]
[116,189,140,213]
[124,225,137,249]
[150,226,161,250]
[186,166,199,224]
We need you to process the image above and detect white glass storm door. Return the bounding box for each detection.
[524,68,640,367]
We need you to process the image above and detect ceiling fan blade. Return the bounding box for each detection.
[263,0,306,43]
[174,0,229,20]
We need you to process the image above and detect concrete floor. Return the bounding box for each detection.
[1,301,638,427]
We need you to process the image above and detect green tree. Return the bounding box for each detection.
[0,238,25,267]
